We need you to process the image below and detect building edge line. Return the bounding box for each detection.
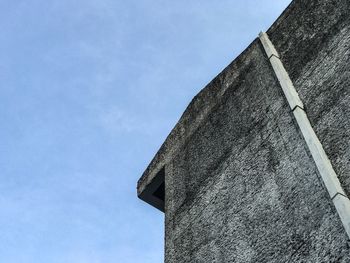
[259,31,350,239]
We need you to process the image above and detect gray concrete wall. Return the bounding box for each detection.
[138,0,350,261]
[164,37,350,262]
[268,0,350,196]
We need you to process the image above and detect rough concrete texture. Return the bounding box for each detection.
[137,41,261,196]
[165,40,350,263]
[268,0,350,196]
[138,0,350,262]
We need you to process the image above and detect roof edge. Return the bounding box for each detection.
[137,1,298,204]
[137,39,259,198]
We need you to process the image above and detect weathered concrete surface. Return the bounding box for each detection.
[138,0,350,262]
[165,40,350,263]
[137,41,259,197]
[268,0,350,197]
[260,31,350,238]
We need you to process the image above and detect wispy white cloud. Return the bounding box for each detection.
[99,106,137,133]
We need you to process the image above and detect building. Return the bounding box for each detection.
[137,0,350,261]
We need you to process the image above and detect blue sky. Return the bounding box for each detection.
[0,1,291,262]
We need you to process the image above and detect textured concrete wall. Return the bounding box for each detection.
[268,0,350,196]
[164,37,350,262]
[138,0,350,261]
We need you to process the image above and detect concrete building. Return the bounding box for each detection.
[137,0,350,262]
